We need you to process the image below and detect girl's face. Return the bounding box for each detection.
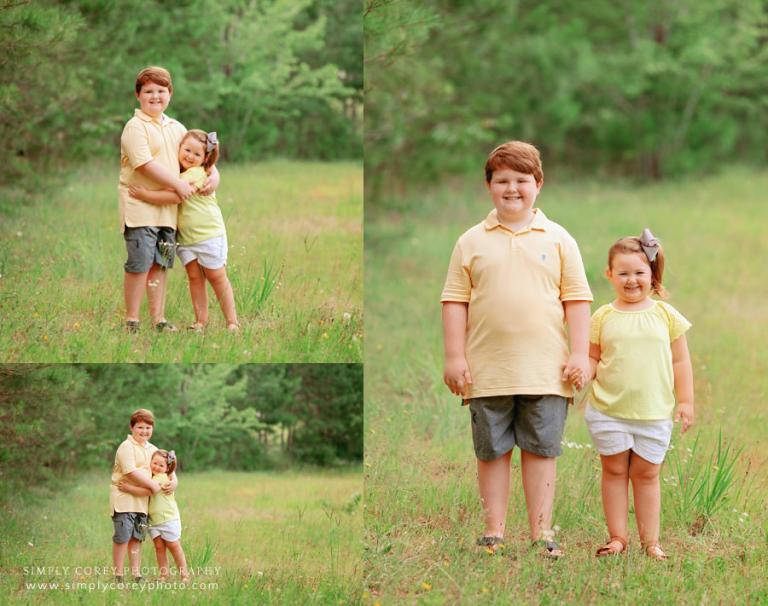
[179,136,206,170]
[131,421,153,444]
[151,454,168,475]
[606,252,653,304]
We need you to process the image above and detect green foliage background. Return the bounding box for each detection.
[1,0,362,186]
[0,363,363,486]
[365,0,768,199]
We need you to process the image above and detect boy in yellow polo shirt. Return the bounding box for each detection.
[119,66,220,333]
[441,141,592,557]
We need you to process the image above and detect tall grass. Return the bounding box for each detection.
[365,167,768,604]
[0,160,362,362]
[0,470,362,605]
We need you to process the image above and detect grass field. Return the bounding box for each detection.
[364,167,768,604]
[0,160,362,362]
[1,469,362,605]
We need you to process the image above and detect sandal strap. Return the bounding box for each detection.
[476,536,504,547]
[596,536,628,556]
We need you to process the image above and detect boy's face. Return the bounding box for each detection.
[486,168,542,225]
[150,454,168,475]
[606,252,653,304]
[130,421,153,444]
[179,137,206,171]
[136,81,171,117]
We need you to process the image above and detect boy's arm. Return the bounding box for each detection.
[442,301,472,396]
[117,480,154,496]
[125,470,161,494]
[562,300,591,389]
[199,165,220,196]
[671,334,694,433]
[136,160,194,200]
[129,185,182,206]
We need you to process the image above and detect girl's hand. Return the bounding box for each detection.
[444,356,473,397]
[674,402,694,433]
[129,185,148,200]
[160,482,174,496]
[198,177,216,196]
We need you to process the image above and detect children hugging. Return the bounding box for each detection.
[119,66,238,334]
[441,141,694,560]
[110,409,189,583]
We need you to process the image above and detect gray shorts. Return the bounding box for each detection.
[468,394,568,460]
[112,512,148,544]
[177,234,228,269]
[124,226,176,273]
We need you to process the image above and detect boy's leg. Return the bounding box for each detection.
[477,450,512,538]
[124,272,149,321]
[165,540,190,580]
[127,537,142,578]
[202,266,238,328]
[520,450,558,540]
[153,536,169,579]
[628,452,662,547]
[112,541,129,579]
[146,263,168,325]
[599,451,631,547]
[184,260,209,325]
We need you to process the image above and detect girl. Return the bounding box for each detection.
[130,130,239,332]
[119,449,189,581]
[570,229,694,560]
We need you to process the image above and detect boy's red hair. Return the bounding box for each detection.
[135,66,173,94]
[485,141,543,184]
[130,408,155,427]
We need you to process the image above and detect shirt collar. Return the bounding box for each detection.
[134,108,169,125]
[127,434,152,449]
[484,207,548,233]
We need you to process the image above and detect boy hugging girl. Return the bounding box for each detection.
[110,409,188,582]
[120,66,238,334]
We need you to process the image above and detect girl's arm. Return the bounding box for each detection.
[117,480,153,496]
[671,334,694,433]
[129,185,182,206]
[442,302,472,397]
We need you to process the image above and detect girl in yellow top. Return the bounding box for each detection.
[130,130,239,332]
[570,230,694,561]
[120,449,189,582]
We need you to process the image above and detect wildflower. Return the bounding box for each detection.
[16,231,23,237]
[28,542,34,547]
[42,335,49,342]
[322,332,329,339]
[342,312,352,323]
[421,582,432,591]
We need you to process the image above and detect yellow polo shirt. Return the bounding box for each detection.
[441,208,593,399]
[109,435,158,515]
[588,301,691,420]
[119,109,187,231]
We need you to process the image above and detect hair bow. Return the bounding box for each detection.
[640,228,660,262]
[167,450,176,464]
[206,132,218,152]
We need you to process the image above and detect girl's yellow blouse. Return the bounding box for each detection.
[588,300,691,420]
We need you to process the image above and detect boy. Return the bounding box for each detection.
[109,408,176,582]
[441,141,592,557]
[119,66,220,332]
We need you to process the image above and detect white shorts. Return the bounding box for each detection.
[149,518,182,542]
[177,234,228,269]
[584,403,672,465]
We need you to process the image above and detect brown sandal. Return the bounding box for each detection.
[643,543,668,560]
[595,536,628,557]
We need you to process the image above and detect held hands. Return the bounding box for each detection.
[674,402,694,433]
[562,353,590,391]
[444,356,473,397]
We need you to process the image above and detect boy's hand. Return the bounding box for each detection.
[175,180,195,200]
[674,402,694,433]
[562,353,590,390]
[444,356,473,397]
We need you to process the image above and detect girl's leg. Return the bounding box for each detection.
[165,541,190,581]
[477,450,512,538]
[600,451,631,549]
[153,536,169,579]
[127,537,142,578]
[185,260,209,325]
[124,271,149,321]
[628,452,663,548]
[520,450,558,542]
[146,263,169,324]
[202,266,238,329]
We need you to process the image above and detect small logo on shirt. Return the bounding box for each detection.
[540,253,547,262]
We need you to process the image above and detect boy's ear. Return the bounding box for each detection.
[604,266,612,279]
[537,178,544,190]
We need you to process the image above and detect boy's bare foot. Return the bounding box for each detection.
[187,323,205,333]
[226,323,240,333]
